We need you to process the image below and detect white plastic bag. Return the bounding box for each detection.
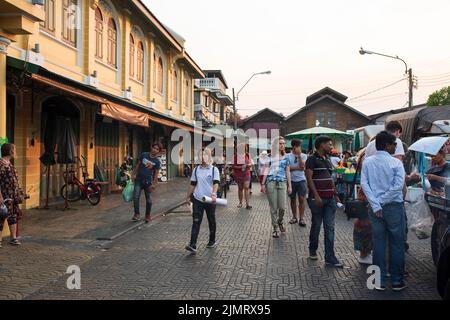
[405,192,433,239]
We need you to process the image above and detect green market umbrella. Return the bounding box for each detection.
[286,126,353,140]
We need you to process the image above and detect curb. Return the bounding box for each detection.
[96,201,187,241]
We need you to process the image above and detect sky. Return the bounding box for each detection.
[144,0,450,118]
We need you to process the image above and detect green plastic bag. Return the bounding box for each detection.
[122,180,134,203]
[115,167,122,186]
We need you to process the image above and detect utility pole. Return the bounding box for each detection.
[232,88,237,130]
[408,68,413,110]
[359,48,414,110]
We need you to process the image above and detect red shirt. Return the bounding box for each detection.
[232,154,251,179]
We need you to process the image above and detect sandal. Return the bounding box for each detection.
[299,220,307,227]
[237,203,243,208]
[272,230,280,238]
[246,205,252,210]
[289,218,298,224]
[9,238,21,246]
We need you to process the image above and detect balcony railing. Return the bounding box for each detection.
[195,78,227,94]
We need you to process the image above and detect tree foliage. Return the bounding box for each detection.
[427,86,450,106]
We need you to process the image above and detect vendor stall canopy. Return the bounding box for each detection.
[386,105,450,145]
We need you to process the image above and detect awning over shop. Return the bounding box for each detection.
[30,73,195,132]
[31,74,107,104]
[100,102,149,127]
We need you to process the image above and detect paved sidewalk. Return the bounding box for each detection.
[0,177,189,299]
[1,185,439,300]
[13,177,190,242]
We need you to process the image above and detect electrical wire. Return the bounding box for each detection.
[348,78,407,102]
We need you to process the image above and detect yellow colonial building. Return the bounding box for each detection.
[0,0,204,208]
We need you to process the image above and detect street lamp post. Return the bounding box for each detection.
[232,71,271,130]
[359,47,413,110]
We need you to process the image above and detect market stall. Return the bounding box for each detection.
[286,126,353,153]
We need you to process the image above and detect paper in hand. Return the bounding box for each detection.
[202,196,227,206]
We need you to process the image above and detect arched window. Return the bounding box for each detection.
[107,18,117,67]
[137,41,144,82]
[171,70,178,101]
[153,53,157,89]
[41,0,55,34]
[95,8,103,59]
[62,0,77,46]
[184,78,190,108]
[157,57,164,93]
[129,34,135,77]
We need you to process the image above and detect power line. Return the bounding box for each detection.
[419,82,450,88]
[418,72,450,80]
[348,78,407,102]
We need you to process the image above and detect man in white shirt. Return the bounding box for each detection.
[365,121,404,160]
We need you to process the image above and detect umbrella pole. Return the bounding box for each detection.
[45,165,50,209]
[64,163,68,210]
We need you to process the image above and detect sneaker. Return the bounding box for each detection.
[392,281,407,291]
[9,238,21,246]
[185,244,197,254]
[206,241,217,248]
[325,258,344,268]
[374,285,386,291]
[309,253,318,260]
[358,254,373,265]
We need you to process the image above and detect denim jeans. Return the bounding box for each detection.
[369,202,405,286]
[189,198,217,246]
[133,181,152,216]
[308,198,337,261]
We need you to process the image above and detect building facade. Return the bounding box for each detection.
[282,87,372,135]
[194,70,233,128]
[0,0,205,208]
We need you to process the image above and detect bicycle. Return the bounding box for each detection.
[60,155,103,206]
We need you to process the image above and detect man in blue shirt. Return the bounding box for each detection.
[287,139,308,227]
[361,131,406,291]
[131,143,162,223]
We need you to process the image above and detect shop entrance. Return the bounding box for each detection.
[40,97,80,205]
[95,115,120,193]
[6,93,15,143]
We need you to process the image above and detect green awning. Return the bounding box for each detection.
[7,56,41,74]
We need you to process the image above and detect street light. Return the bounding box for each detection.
[232,70,271,130]
[359,47,413,110]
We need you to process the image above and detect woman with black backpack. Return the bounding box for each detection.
[185,148,220,254]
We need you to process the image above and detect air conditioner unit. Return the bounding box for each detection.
[84,75,99,88]
[147,101,156,109]
[122,90,133,100]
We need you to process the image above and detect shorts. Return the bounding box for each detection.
[289,181,307,199]
[0,214,17,231]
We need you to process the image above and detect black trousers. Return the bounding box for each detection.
[190,198,216,246]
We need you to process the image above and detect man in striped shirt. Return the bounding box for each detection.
[306,136,343,268]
